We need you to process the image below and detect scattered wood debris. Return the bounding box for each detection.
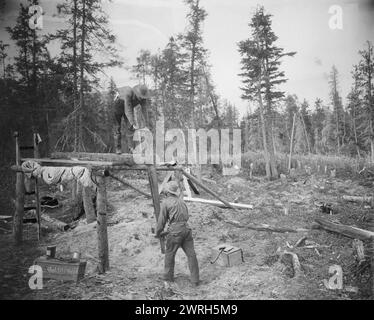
[313,218,374,241]
[352,239,365,264]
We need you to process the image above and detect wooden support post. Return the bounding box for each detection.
[34,178,41,240]
[33,131,40,158]
[147,165,163,252]
[13,132,24,245]
[72,181,83,220]
[288,113,296,172]
[174,170,184,198]
[181,169,237,211]
[33,131,41,240]
[96,175,109,273]
[83,187,96,224]
[158,171,173,195]
[147,166,161,220]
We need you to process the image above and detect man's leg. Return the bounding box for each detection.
[123,116,135,153]
[113,99,124,154]
[181,229,200,285]
[164,234,181,282]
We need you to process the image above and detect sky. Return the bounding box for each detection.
[1,0,374,117]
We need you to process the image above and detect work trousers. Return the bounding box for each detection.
[113,101,135,153]
[164,227,199,284]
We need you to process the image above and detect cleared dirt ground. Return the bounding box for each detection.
[0,168,373,300]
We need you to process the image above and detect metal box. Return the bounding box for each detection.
[34,256,86,282]
[212,244,244,267]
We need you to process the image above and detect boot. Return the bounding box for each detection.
[114,133,122,154]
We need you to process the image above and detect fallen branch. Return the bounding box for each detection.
[201,177,217,184]
[282,250,302,277]
[41,213,70,232]
[222,217,308,233]
[342,195,373,203]
[314,218,374,241]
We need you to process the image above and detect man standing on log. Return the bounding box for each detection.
[113,84,152,154]
[156,181,200,287]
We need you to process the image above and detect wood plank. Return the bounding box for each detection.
[51,152,135,166]
[158,171,173,195]
[184,197,253,210]
[147,166,163,253]
[314,218,374,241]
[21,158,114,167]
[183,175,192,198]
[182,169,237,210]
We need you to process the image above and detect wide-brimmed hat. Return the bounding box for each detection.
[164,181,180,196]
[133,84,151,100]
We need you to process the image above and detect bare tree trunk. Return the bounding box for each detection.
[367,42,374,163]
[258,90,271,179]
[190,43,196,126]
[267,118,278,178]
[73,0,78,152]
[79,0,86,152]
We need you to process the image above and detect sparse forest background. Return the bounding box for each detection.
[1,0,374,214]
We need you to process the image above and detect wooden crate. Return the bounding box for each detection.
[212,244,244,267]
[34,256,87,282]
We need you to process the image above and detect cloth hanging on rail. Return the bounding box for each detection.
[21,160,96,189]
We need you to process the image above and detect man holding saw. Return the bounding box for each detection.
[156,181,200,287]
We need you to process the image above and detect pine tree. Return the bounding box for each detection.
[52,0,123,152]
[6,0,51,147]
[311,98,326,154]
[0,41,9,79]
[347,65,363,157]
[238,6,295,179]
[357,41,374,161]
[328,65,344,153]
[182,0,208,126]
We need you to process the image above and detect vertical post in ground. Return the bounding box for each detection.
[96,174,109,273]
[83,186,96,224]
[147,165,162,251]
[13,131,24,245]
[33,131,41,240]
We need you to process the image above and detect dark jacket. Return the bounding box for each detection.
[116,86,150,128]
[156,194,190,236]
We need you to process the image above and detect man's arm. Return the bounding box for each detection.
[140,99,152,131]
[156,201,168,237]
[124,95,135,127]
